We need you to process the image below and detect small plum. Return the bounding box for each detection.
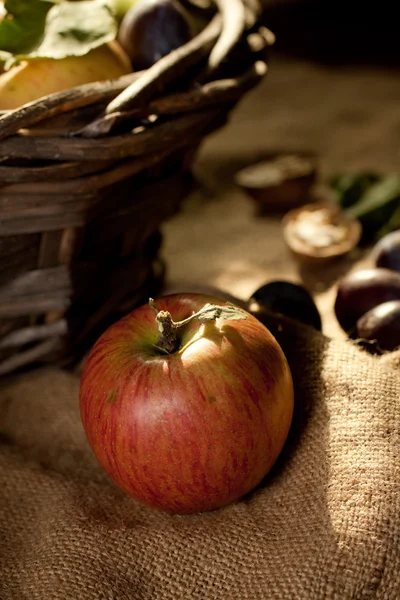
[117,0,193,70]
[356,300,400,351]
[371,230,400,273]
[248,281,322,331]
[334,268,400,333]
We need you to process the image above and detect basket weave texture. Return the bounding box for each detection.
[0,0,270,376]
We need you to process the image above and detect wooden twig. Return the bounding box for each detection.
[243,0,263,24]
[0,197,93,220]
[208,0,247,69]
[0,135,209,236]
[38,231,64,269]
[0,115,217,197]
[0,337,63,376]
[105,15,222,114]
[0,72,143,142]
[0,266,70,302]
[0,298,70,318]
[258,25,276,48]
[0,212,85,235]
[0,159,113,184]
[0,108,219,161]
[59,228,81,265]
[0,320,67,349]
[17,104,106,137]
[78,61,266,138]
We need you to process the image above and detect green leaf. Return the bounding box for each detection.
[0,0,56,54]
[341,174,400,243]
[377,204,400,239]
[329,172,379,209]
[345,175,400,219]
[195,303,248,323]
[0,0,117,67]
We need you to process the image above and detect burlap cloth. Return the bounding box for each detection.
[0,312,399,600]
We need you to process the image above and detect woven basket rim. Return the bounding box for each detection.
[0,0,270,151]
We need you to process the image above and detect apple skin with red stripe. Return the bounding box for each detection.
[80,294,294,514]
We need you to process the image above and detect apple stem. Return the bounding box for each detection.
[149,298,248,355]
[155,309,182,354]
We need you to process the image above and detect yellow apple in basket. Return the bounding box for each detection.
[107,0,140,21]
[0,41,131,110]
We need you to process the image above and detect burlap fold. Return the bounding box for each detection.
[0,316,399,600]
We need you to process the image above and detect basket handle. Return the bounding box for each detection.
[0,0,263,142]
[0,73,143,142]
[76,60,267,139]
[208,0,247,69]
[104,0,262,116]
[105,14,222,116]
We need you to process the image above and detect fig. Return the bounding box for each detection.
[248,281,322,331]
[371,230,400,273]
[334,268,400,333]
[356,301,400,351]
[117,0,193,70]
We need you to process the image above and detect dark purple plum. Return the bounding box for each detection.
[356,300,400,351]
[117,0,193,70]
[248,281,322,331]
[334,268,400,333]
[371,230,400,273]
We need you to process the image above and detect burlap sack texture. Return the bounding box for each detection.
[0,314,399,600]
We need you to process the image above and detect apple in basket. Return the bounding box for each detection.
[80,294,294,514]
[0,0,132,109]
[107,0,141,21]
[0,42,131,110]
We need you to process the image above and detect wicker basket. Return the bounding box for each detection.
[0,0,271,376]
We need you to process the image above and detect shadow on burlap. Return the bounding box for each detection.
[0,315,399,600]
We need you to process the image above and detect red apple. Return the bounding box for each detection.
[80,294,294,514]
